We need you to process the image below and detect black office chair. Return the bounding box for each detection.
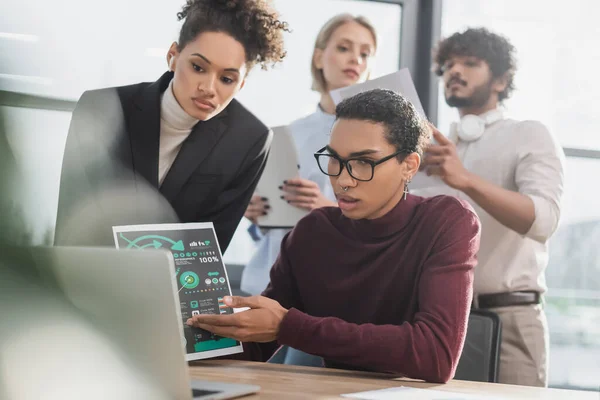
[267,346,323,367]
[454,309,502,383]
[269,310,502,381]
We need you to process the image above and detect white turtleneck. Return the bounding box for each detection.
[158,80,199,186]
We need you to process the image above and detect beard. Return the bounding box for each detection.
[445,79,493,109]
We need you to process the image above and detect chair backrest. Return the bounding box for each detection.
[269,310,502,381]
[454,309,502,383]
[267,346,323,368]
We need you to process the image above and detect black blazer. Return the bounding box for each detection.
[54,72,271,251]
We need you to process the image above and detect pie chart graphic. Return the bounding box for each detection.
[180,271,200,289]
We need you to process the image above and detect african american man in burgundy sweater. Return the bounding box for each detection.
[187,89,481,383]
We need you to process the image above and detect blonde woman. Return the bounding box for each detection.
[242,14,378,295]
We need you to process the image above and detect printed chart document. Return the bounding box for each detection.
[342,386,508,400]
[330,68,427,118]
[112,222,243,361]
[255,125,308,228]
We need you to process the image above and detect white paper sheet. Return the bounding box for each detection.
[112,222,244,361]
[255,126,308,228]
[342,386,508,400]
[410,170,447,191]
[330,68,427,119]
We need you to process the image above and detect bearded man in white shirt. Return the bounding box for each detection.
[415,27,565,387]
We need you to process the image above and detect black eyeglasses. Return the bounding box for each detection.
[313,146,406,182]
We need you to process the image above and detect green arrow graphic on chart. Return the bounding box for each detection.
[119,233,185,251]
[139,240,164,249]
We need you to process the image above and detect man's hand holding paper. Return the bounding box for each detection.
[422,127,472,191]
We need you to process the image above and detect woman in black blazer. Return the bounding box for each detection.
[55,0,288,251]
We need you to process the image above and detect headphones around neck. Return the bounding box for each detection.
[449,109,504,143]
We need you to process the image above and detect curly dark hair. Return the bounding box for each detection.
[177,0,289,70]
[433,27,516,101]
[335,89,431,157]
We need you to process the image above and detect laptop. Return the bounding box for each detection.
[29,246,260,400]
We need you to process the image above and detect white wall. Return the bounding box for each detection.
[236,0,401,126]
[0,0,402,261]
[0,0,400,121]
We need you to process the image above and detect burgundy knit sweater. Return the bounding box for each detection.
[243,194,481,383]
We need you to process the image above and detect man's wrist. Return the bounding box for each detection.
[459,170,478,195]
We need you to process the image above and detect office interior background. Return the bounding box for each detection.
[0,0,598,391]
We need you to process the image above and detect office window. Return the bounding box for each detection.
[439,0,600,390]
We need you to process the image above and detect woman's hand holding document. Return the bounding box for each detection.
[330,68,446,192]
[280,178,336,211]
[254,126,310,228]
[244,195,270,225]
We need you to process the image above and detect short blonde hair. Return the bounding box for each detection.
[311,14,378,94]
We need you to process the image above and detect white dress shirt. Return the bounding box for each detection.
[413,112,565,296]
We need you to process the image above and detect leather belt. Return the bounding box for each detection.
[478,291,542,309]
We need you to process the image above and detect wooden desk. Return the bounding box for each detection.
[190,360,597,399]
